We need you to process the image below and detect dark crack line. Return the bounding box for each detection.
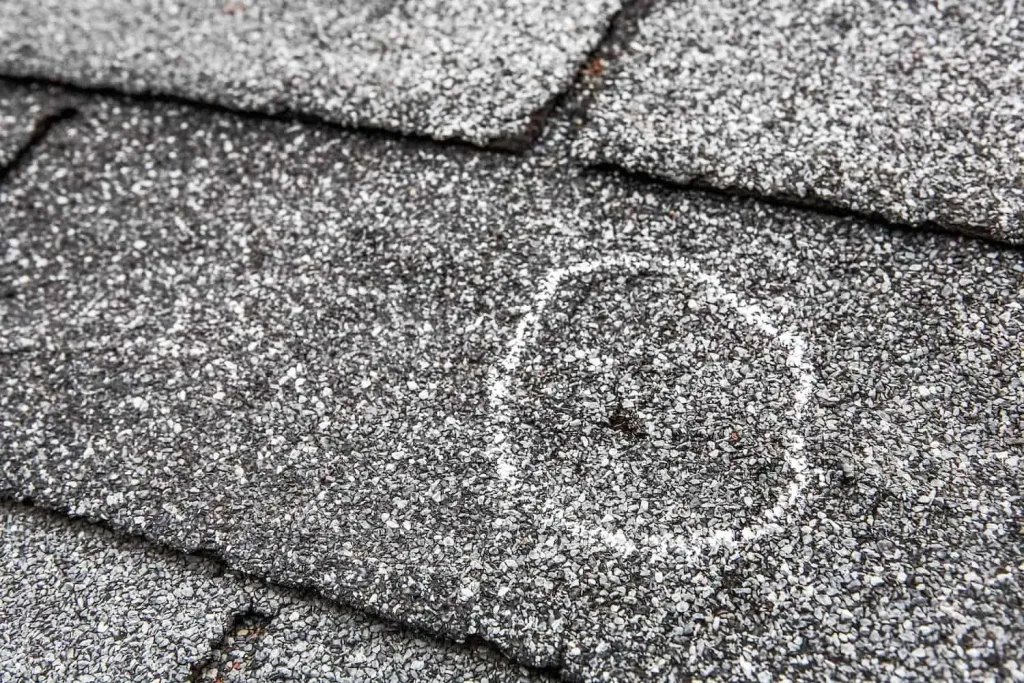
[525,0,1024,251]
[0,103,78,187]
[3,23,1020,252]
[559,0,660,128]
[0,495,562,682]
[516,0,659,152]
[0,0,657,157]
[4,65,1011,252]
[0,73,522,157]
[582,162,1024,252]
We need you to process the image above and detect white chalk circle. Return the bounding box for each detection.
[484,253,818,560]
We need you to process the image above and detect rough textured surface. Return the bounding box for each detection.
[196,592,541,682]
[0,81,76,169]
[0,501,252,682]
[2,97,1022,680]
[0,0,621,149]
[575,0,1024,243]
[0,501,545,682]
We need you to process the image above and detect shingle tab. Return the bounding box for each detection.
[575,0,1024,242]
[0,0,621,149]
[0,81,77,170]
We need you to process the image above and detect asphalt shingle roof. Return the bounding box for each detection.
[2,93,1022,680]
[574,0,1024,243]
[1,2,1023,681]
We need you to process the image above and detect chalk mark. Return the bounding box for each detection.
[484,253,818,560]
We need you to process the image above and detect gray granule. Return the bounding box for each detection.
[574,0,1024,243]
[1,97,1022,680]
[0,0,622,149]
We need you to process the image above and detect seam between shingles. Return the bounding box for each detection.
[582,162,1024,252]
[5,74,1011,252]
[559,0,661,130]
[0,2,657,156]
[506,0,659,152]
[530,0,1024,249]
[0,73,521,157]
[0,495,561,682]
[0,104,78,187]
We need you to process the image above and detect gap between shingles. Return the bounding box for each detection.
[523,0,1024,251]
[0,0,660,156]
[0,73,522,156]
[581,162,1024,252]
[5,10,1020,253]
[501,0,661,151]
[0,495,562,682]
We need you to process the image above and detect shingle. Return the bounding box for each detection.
[0,0,622,149]
[574,0,1024,243]
[1,97,1021,680]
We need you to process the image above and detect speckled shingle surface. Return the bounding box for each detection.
[0,501,544,682]
[574,0,1024,243]
[0,0,621,149]
[0,81,77,169]
[2,97,1021,680]
[0,501,253,682]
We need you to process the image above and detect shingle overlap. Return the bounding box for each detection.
[0,0,621,148]
[575,0,1024,242]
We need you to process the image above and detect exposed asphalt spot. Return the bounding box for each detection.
[187,608,275,683]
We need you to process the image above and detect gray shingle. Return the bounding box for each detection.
[0,501,252,682]
[574,0,1024,243]
[0,501,544,682]
[0,0,622,149]
[1,97,1022,680]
